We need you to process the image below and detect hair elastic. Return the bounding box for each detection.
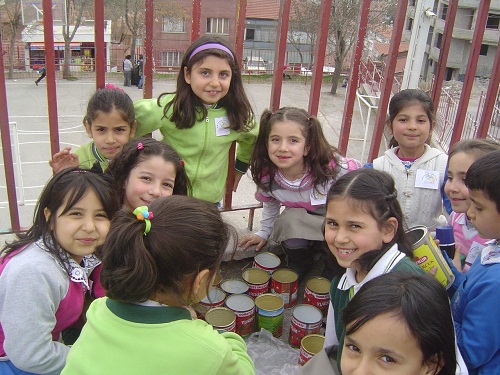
[133,206,154,235]
[104,83,124,92]
[189,43,234,61]
[137,142,144,150]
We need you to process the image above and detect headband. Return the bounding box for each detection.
[133,206,154,235]
[189,43,234,61]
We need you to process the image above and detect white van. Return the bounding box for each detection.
[245,56,267,74]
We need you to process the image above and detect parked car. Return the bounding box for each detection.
[245,57,267,74]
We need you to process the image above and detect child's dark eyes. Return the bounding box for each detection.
[380,355,396,363]
[346,344,360,353]
[163,183,174,189]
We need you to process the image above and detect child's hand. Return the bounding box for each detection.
[452,245,463,272]
[49,147,79,174]
[238,234,267,252]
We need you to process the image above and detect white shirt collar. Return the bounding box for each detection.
[337,244,406,294]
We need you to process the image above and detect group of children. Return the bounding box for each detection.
[0,35,498,375]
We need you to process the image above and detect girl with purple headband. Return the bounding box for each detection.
[133,36,258,204]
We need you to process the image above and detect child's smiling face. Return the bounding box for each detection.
[324,197,397,280]
[444,152,476,213]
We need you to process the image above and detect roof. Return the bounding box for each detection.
[374,42,410,56]
[246,0,281,20]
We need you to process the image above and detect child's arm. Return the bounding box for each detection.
[219,332,255,375]
[238,199,281,251]
[133,98,165,136]
[49,147,79,174]
[453,265,500,370]
[234,117,259,192]
[0,255,70,373]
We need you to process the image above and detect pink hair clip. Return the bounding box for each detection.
[137,142,144,150]
[104,83,125,92]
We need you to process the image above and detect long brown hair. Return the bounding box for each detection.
[158,36,254,132]
[250,107,340,193]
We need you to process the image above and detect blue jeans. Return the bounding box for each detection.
[0,361,38,375]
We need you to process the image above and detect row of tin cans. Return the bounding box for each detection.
[203,292,324,347]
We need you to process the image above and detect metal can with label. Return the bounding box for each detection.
[406,226,455,288]
[253,252,281,273]
[242,268,270,298]
[298,334,325,365]
[225,294,255,338]
[205,307,236,333]
[271,268,298,308]
[255,293,284,337]
[289,304,323,348]
[303,276,331,316]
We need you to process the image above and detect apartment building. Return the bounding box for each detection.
[404,0,500,81]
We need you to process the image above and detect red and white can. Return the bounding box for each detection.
[289,304,323,348]
[205,307,236,333]
[220,279,249,296]
[253,252,281,273]
[303,277,331,316]
[271,268,298,309]
[225,294,255,338]
[242,268,270,298]
[197,287,226,317]
[298,334,325,366]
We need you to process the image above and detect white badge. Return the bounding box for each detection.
[310,185,328,205]
[465,241,486,266]
[415,169,440,190]
[215,116,231,136]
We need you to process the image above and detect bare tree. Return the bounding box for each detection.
[288,0,320,67]
[0,0,22,78]
[61,0,92,79]
[288,0,397,95]
[106,0,188,62]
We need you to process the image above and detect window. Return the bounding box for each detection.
[161,51,183,67]
[245,28,255,40]
[486,13,499,29]
[441,4,448,20]
[206,18,229,34]
[162,16,185,33]
[427,26,434,46]
[407,17,413,31]
[480,44,489,56]
[436,33,442,49]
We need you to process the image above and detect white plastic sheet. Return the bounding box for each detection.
[245,329,302,375]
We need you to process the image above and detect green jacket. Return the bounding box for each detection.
[74,141,108,173]
[134,94,258,203]
[62,298,255,375]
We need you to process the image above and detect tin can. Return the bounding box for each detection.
[255,293,284,337]
[406,226,455,288]
[289,304,323,348]
[242,268,270,298]
[220,279,249,296]
[253,252,281,273]
[205,307,236,333]
[303,277,331,316]
[271,268,299,308]
[298,334,325,365]
[225,294,256,338]
[198,287,226,317]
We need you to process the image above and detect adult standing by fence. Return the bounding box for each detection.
[123,55,132,87]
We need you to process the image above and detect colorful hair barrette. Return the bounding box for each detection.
[104,83,125,92]
[180,159,185,167]
[137,142,144,150]
[133,206,154,235]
